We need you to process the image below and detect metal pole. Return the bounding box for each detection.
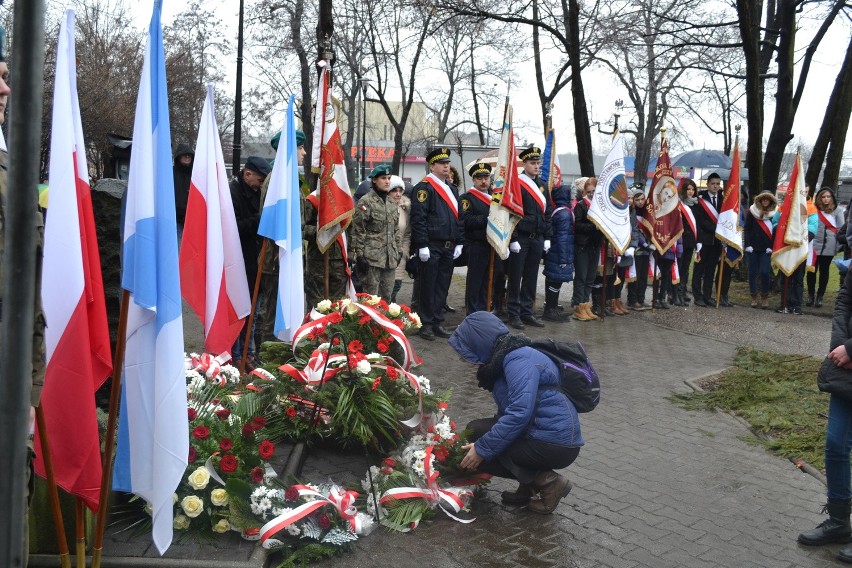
[0,2,46,565]
[361,82,367,180]
[231,0,244,176]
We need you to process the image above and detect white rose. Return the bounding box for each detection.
[346,302,360,315]
[212,519,231,533]
[181,495,204,518]
[173,514,190,530]
[367,294,381,305]
[356,360,372,375]
[387,303,401,317]
[316,299,333,312]
[187,467,210,490]
[339,298,351,309]
[210,488,229,507]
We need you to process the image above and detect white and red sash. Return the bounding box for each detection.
[426,173,458,218]
[465,188,491,207]
[518,173,546,212]
[551,205,570,219]
[679,202,697,238]
[818,210,839,234]
[757,218,773,241]
[581,196,591,209]
[697,196,719,223]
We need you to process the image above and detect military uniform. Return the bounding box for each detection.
[410,148,465,339]
[507,146,551,328]
[351,165,401,300]
[461,162,495,314]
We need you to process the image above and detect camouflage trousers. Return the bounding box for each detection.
[359,265,396,301]
[304,260,349,312]
[256,273,278,345]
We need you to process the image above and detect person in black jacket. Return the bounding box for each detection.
[677,178,698,305]
[691,172,732,307]
[572,177,602,320]
[743,191,777,308]
[798,269,852,562]
[461,162,494,314]
[506,146,551,329]
[173,143,194,233]
[410,147,465,340]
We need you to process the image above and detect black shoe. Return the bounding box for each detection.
[432,325,453,338]
[816,295,824,308]
[793,307,803,315]
[419,327,435,341]
[508,318,526,330]
[799,499,852,546]
[776,306,790,314]
[653,300,670,310]
[444,304,457,313]
[806,295,815,307]
[521,315,545,327]
[719,298,734,308]
[693,297,707,307]
[541,308,566,322]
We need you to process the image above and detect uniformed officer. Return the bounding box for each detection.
[461,162,495,314]
[507,145,551,329]
[351,164,401,300]
[410,147,465,340]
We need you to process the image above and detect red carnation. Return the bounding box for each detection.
[285,406,297,418]
[386,367,399,380]
[242,424,255,437]
[371,377,382,391]
[219,454,238,473]
[308,328,321,340]
[317,514,332,530]
[383,458,397,468]
[284,487,300,502]
[378,300,389,310]
[450,421,457,430]
[188,447,197,462]
[192,425,210,440]
[372,328,382,337]
[252,416,266,428]
[215,408,231,420]
[187,408,198,421]
[438,402,449,410]
[251,467,264,483]
[258,440,275,460]
[219,438,233,451]
[377,340,389,353]
[331,337,340,345]
[427,425,435,434]
[348,339,364,353]
[328,312,343,324]
[401,304,411,313]
[392,319,404,330]
[433,446,450,463]
[358,315,371,325]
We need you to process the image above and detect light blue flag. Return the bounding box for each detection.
[113,0,187,555]
[258,95,305,341]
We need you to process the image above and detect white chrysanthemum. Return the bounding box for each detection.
[409,312,422,327]
[356,360,372,374]
[220,365,240,384]
[250,503,262,515]
[366,352,381,361]
[259,497,272,512]
[286,524,301,536]
[186,371,205,392]
[415,376,431,395]
[317,299,333,312]
[251,486,266,500]
[387,303,401,317]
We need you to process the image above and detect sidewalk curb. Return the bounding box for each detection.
[684,370,827,487]
[28,550,267,568]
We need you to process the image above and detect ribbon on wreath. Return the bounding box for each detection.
[368,357,425,428]
[278,348,349,389]
[258,484,366,546]
[189,352,233,386]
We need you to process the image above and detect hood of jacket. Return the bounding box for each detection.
[448,312,509,365]
[173,143,195,166]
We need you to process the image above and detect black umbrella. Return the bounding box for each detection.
[671,149,732,170]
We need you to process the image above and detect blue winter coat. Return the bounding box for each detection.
[448,312,584,462]
[543,187,575,282]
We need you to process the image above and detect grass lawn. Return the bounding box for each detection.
[670,347,829,471]
[724,259,844,313]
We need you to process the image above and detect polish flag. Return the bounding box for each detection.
[35,9,113,511]
[180,85,251,355]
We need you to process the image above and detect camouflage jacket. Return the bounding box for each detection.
[350,189,401,269]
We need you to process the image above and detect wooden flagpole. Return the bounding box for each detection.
[486,249,495,312]
[76,498,86,568]
[92,290,130,568]
[652,252,659,312]
[715,251,725,308]
[599,242,608,320]
[240,240,267,375]
[34,406,72,568]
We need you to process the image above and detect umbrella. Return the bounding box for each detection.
[671,149,732,170]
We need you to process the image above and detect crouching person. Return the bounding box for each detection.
[448,311,583,513]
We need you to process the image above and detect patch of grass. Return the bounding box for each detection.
[726,256,843,311]
[670,347,828,469]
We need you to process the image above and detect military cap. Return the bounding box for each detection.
[270,129,306,151]
[369,164,392,178]
[0,25,6,62]
[426,147,452,165]
[519,146,542,162]
[468,162,492,178]
[244,156,271,177]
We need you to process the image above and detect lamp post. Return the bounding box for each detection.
[360,78,369,180]
[596,98,625,137]
[231,0,244,177]
[484,82,497,146]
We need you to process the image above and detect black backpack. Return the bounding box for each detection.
[530,338,600,413]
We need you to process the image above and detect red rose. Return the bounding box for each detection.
[212,398,221,405]
[219,438,234,451]
[188,447,197,462]
[242,424,255,437]
[252,416,266,428]
[258,440,275,459]
[386,367,399,380]
[215,408,231,420]
[317,514,332,530]
[285,407,297,418]
[328,312,343,324]
[284,487,300,501]
[251,467,264,483]
[187,408,198,421]
[192,426,210,440]
[383,458,397,468]
[219,454,238,473]
[348,339,364,353]
[372,328,381,337]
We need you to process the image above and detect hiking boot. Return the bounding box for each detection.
[750,294,759,308]
[542,307,566,322]
[798,499,852,546]
[527,471,572,514]
[806,294,815,307]
[501,483,536,506]
[572,305,592,322]
[760,294,769,309]
[582,303,599,320]
[614,299,630,314]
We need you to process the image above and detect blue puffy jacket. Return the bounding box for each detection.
[448,312,584,461]
[543,185,575,282]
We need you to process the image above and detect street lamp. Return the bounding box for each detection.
[359,78,370,181]
[613,99,624,131]
[484,82,497,146]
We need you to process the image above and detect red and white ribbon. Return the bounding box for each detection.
[258,485,365,546]
[279,348,349,388]
[190,352,232,386]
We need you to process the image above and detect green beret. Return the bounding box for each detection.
[295,130,306,147]
[369,164,392,178]
[271,129,306,152]
[0,26,6,62]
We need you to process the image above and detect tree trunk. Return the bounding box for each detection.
[806,35,852,191]
[567,0,594,176]
[762,0,796,193]
[737,0,764,198]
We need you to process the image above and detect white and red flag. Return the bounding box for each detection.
[772,151,809,276]
[715,139,744,265]
[311,60,354,253]
[36,9,113,510]
[639,136,683,254]
[486,102,524,260]
[179,85,251,355]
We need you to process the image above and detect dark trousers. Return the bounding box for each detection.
[491,258,508,311]
[466,417,580,484]
[465,240,492,314]
[657,256,675,299]
[572,244,599,304]
[545,277,563,309]
[780,263,805,309]
[679,246,695,292]
[627,255,650,304]
[747,250,772,295]
[693,244,732,301]
[807,255,834,297]
[507,234,544,318]
[418,244,454,327]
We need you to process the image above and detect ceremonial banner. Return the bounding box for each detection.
[36,9,112,511]
[715,140,743,265]
[639,137,683,254]
[588,134,631,253]
[486,104,524,260]
[771,152,809,276]
[541,128,562,192]
[311,60,354,253]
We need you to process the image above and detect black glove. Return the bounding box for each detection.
[356,256,369,274]
[405,254,419,279]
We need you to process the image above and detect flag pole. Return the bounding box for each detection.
[652,253,659,312]
[92,290,130,568]
[240,242,267,375]
[324,251,330,299]
[486,249,495,312]
[34,406,72,568]
[715,251,724,308]
[600,242,608,320]
[76,498,86,568]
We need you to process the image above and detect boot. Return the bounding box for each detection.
[611,299,626,314]
[760,293,769,309]
[798,499,852,546]
[750,294,759,308]
[806,294,815,307]
[527,471,572,514]
[542,306,566,322]
[682,283,691,302]
[839,541,852,563]
[672,288,685,307]
[816,294,824,308]
[501,483,536,506]
[582,303,599,320]
[607,300,624,316]
[572,304,592,322]
[391,279,402,304]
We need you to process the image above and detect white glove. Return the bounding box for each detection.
[453,244,463,259]
[745,246,754,253]
[543,240,551,253]
[766,248,773,255]
[509,241,521,254]
[500,249,510,261]
[418,247,430,262]
[696,243,703,252]
[624,247,635,257]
